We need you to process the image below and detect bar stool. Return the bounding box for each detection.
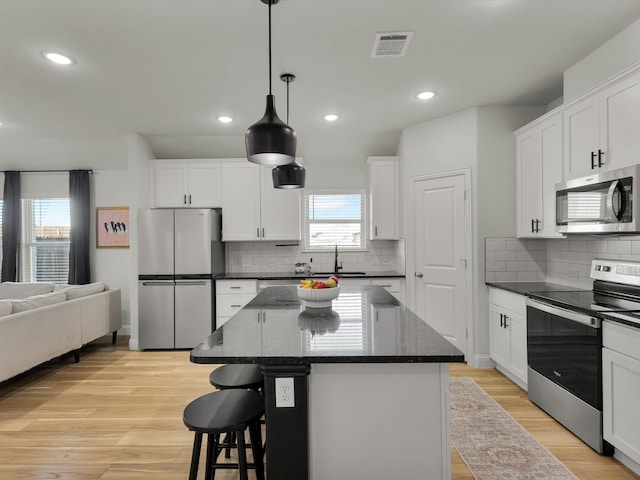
[209,364,264,391]
[209,364,265,459]
[183,389,265,480]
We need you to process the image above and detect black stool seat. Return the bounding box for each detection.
[209,364,264,391]
[183,389,265,480]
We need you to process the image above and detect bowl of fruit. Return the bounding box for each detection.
[297,276,340,308]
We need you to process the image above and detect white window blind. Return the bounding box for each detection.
[21,198,70,283]
[305,192,366,250]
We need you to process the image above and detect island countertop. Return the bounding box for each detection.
[191,285,464,365]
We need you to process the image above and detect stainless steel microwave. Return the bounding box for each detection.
[556,165,640,234]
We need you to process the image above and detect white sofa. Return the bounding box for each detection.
[0,282,122,383]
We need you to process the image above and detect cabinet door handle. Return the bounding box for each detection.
[503,315,509,328]
[230,304,242,308]
[535,219,540,232]
[184,194,187,205]
[257,227,260,238]
[262,227,265,238]
[531,219,535,233]
[500,314,504,327]
[189,194,192,204]
[591,151,597,169]
[598,149,604,167]
[375,226,378,237]
[230,286,241,289]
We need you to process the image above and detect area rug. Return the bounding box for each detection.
[450,377,579,480]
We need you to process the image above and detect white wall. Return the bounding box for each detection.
[126,133,155,350]
[564,17,640,101]
[92,170,131,334]
[399,106,544,366]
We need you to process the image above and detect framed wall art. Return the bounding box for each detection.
[97,207,130,248]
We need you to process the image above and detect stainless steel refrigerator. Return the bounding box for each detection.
[137,209,224,349]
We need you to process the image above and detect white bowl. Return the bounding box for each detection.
[297,285,340,308]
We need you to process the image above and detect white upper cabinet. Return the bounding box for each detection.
[152,160,222,208]
[221,161,301,242]
[564,71,640,179]
[367,156,399,240]
[516,113,563,238]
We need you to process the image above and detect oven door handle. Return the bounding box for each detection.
[526,298,600,328]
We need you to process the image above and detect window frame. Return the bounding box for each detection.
[20,197,71,283]
[303,189,368,253]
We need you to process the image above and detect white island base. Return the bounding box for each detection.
[309,363,451,480]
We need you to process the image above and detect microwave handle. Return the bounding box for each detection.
[606,180,622,221]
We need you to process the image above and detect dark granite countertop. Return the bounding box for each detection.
[191,285,464,365]
[486,281,587,296]
[216,271,405,280]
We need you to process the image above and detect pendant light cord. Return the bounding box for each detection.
[286,78,290,124]
[268,1,272,95]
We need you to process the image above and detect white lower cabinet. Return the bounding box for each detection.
[338,278,405,303]
[489,287,527,388]
[215,280,257,329]
[603,321,640,473]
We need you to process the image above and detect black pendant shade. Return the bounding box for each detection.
[245,0,297,166]
[273,161,305,189]
[246,95,296,166]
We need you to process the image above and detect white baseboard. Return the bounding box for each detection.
[128,337,139,351]
[496,364,528,391]
[615,449,640,476]
[469,353,495,369]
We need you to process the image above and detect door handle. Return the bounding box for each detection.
[500,313,504,327]
[459,258,467,268]
[535,219,540,232]
[415,272,423,278]
[531,219,535,233]
[503,315,509,328]
[375,226,378,237]
[598,149,604,167]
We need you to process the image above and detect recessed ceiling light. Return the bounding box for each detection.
[42,51,75,65]
[324,114,339,122]
[218,116,233,124]
[416,91,435,100]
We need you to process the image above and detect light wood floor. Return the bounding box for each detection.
[0,337,638,480]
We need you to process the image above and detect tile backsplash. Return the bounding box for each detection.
[486,236,640,289]
[227,239,406,275]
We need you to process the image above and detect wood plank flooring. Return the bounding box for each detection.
[0,336,637,479]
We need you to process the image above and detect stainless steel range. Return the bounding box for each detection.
[526,259,640,455]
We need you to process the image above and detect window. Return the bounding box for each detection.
[304,191,366,251]
[21,198,70,283]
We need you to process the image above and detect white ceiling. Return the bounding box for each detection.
[1,0,640,170]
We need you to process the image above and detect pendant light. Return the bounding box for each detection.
[273,73,305,189]
[245,0,296,166]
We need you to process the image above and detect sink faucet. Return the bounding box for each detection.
[333,245,343,275]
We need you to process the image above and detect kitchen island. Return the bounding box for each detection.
[191,285,464,480]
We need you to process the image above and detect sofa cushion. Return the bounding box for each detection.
[11,292,67,313]
[0,282,55,300]
[54,282,106,300]
[0,300,11,317]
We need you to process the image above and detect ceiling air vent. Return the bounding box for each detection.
[371,31,413,58]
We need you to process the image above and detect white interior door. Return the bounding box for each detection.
[413,173,468,354]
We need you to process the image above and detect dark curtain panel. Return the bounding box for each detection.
[1,171,21,282]
[68,170,91,285]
